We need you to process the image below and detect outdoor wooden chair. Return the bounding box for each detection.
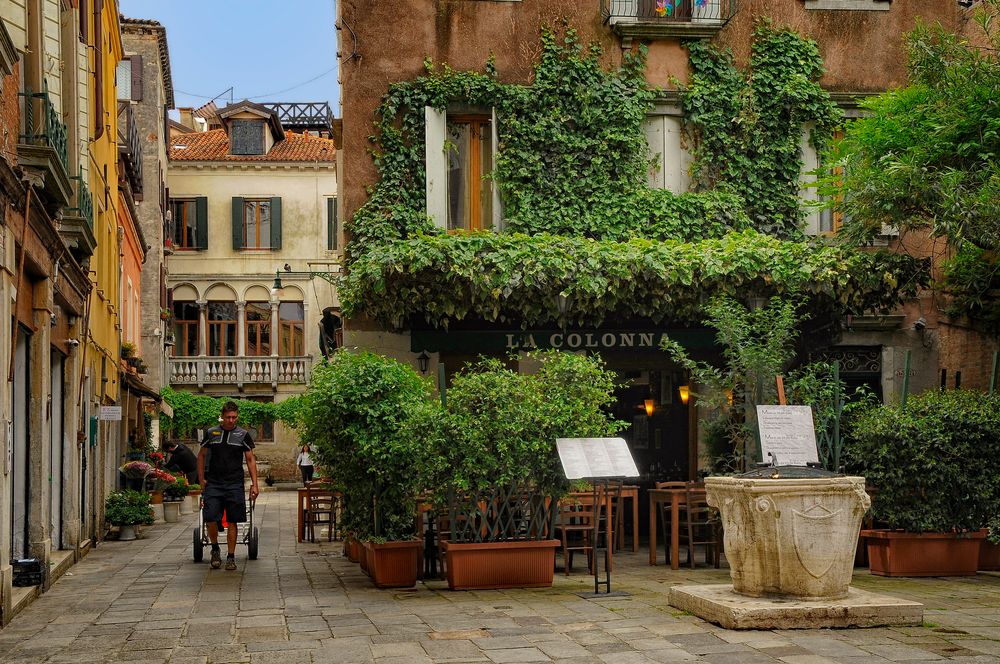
[304,487,339,542]
[555,491,602,574]
[679,484,721,568]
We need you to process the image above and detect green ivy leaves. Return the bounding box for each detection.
[342,230,927,328]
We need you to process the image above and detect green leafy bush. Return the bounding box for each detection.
[843,389,1000,533]
[415,351,624,503]
[301,351,430,541]
[104,490,154,526]
[159,387,301,438]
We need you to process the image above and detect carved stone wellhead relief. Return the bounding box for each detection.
[705,476,870,600]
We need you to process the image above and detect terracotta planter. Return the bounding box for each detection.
[442,539,560,590]
[979,539,1000,571]
[149,490,164,505]
[347,538,362,563]
[360,541,371,576]
[367,540,422,588]
[863,529,986,577]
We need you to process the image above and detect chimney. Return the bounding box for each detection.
[178,107,195,129]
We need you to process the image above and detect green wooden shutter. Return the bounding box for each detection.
[327,197,337,250]
[232,196,244,250]
[269,197,282,250]
[195,196,208,250]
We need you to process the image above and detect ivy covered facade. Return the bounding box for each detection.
[335,0,992,479]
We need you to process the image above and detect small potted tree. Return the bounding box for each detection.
[844,389,1000,576]
[303,350,429,588]
[416,351,624,590]
[105,490,154,540]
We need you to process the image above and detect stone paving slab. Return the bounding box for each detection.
[1,491,999,664]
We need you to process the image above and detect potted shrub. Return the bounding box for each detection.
[105,490,154,540]
[303,350,429,588]
[165,476,190,518]
[415,351,624,590]
[844,389,1000,576]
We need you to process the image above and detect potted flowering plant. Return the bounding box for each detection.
[120,460,153,491]
[148,451,165,468]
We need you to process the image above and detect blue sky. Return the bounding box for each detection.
[119,0,339,114]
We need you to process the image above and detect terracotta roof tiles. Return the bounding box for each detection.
[168,129,335,163]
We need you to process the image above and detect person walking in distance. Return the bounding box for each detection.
[296,444,315,484]
[198,401,260,570]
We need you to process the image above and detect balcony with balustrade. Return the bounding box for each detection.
[18,85,73,208]
[61,168,97,263]
[117,103,144,198]
[168,355,313,389]
[603,0,738,41]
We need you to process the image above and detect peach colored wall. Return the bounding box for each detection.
[118,193,144,348]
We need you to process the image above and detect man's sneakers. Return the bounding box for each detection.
[210,548,222,569]
[225,555,237,571]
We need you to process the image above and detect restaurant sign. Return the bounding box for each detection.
[410,329,716,354]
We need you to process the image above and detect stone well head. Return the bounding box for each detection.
[706,473,870,600]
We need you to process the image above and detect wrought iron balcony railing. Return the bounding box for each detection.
[117,102,143,196]
[69,169,94,228]
[19,85,69,174]
[603,0,737,38]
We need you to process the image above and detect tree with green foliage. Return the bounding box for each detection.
[299,351,431,541]
[819,3,1000,328]
[159,387,301,440]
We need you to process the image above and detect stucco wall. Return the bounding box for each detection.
[123,28,170,392]
[338,0,960,224]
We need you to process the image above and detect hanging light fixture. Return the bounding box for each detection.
[417,351,430,374]
[678,385,690,405]
[644,399,655,417]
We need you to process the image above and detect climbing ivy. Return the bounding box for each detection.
[347,230,927,328]
[342,24,924,328]
[683,22,842,237]
[159,387,301,440]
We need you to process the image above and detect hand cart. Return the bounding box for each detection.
[193,492,259,562]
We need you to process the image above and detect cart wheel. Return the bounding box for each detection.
[248,526,259,560]
[193,527,203,562]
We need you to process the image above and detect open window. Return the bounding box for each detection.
[426,106,502,231]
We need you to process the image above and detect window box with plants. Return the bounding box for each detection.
[844,389,1000,577]
[302,351,428,588]
[414,351,624,590]
[105,490,155,541]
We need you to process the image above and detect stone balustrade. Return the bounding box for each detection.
[168,355,312,388]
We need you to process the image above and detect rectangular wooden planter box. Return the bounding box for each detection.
[363,540,421,588]
[442,539,560,590]
[361,541,371,576]
[863,529,985,577]
[346,538,361,564]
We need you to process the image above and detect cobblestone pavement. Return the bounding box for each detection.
[1,491,999,663]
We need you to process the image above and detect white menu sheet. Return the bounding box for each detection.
[756,405,819,466]
[556,438,640,480]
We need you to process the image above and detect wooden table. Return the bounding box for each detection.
[616,485,639,553]
[648,486,688,569]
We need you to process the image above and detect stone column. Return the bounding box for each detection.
[270,300,280,357]
[197,299,207,356]
[237,301,247,356]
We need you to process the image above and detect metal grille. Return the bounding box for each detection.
[604,0,738,23]
[447,481,555,543]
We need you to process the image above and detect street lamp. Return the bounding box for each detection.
[417,351,430,374]
[271,266,341,297]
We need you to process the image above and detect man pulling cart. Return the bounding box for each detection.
[194,400,260,570]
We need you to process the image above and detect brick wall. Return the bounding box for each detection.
[937,322,1000,391]
[1,68,19,167]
